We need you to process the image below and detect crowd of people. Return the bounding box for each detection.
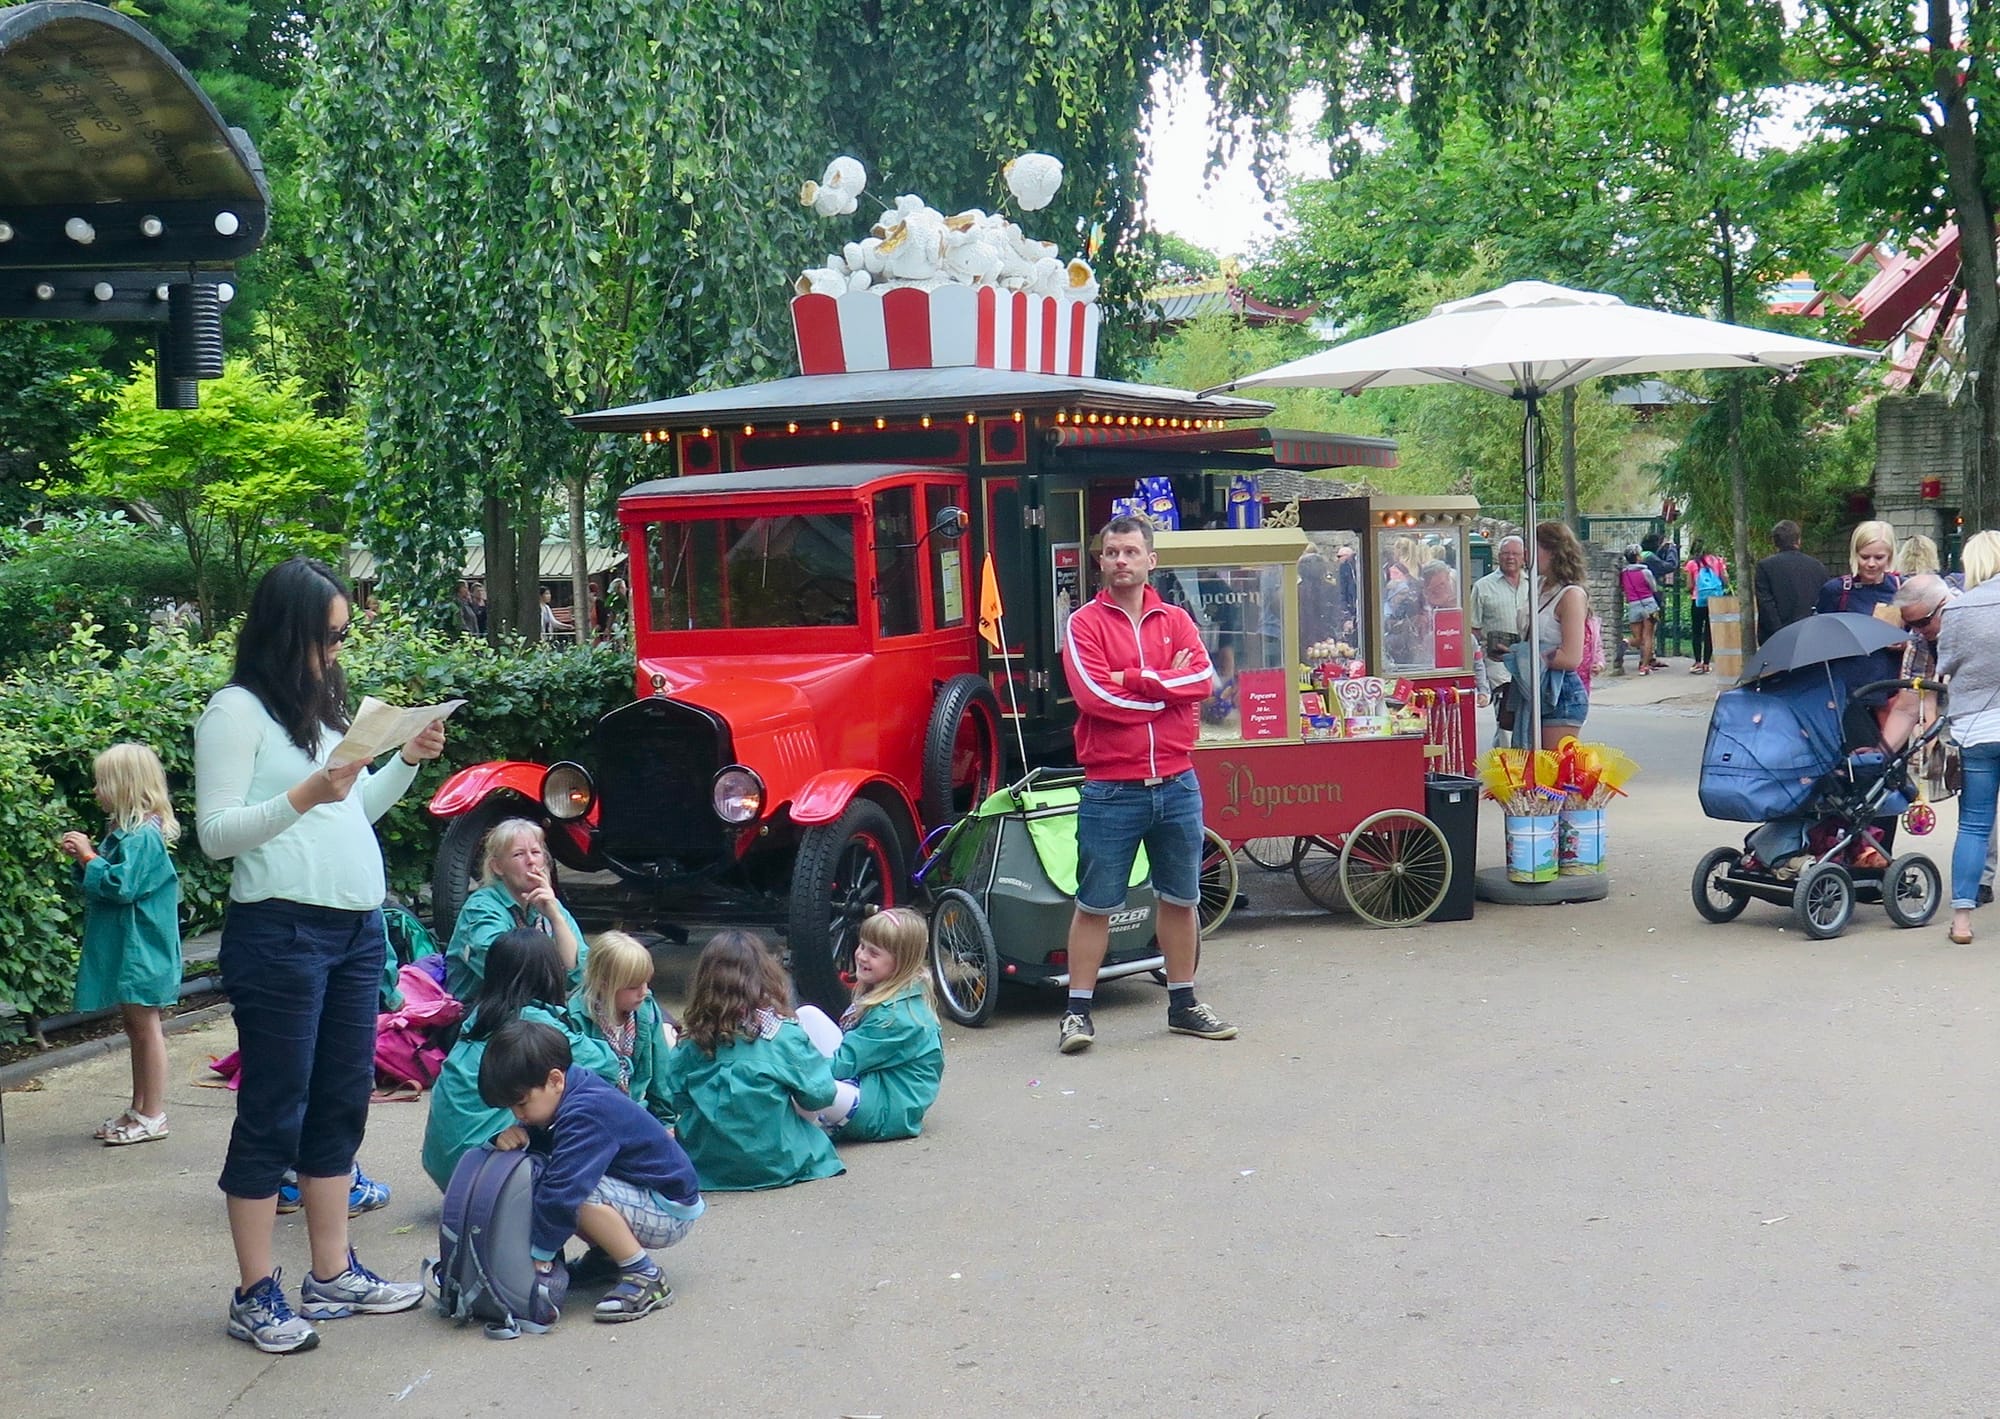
[449,575,630,643]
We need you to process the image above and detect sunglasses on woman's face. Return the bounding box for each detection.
[1902,608,1940,630]
[326,621,352,646]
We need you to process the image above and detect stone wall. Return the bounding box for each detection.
[1874,393,1969,545]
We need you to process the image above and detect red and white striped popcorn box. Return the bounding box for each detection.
[792,286,1100,378]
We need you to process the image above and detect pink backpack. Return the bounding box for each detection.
[375,963,464,1091]
[1579,612,1605,693]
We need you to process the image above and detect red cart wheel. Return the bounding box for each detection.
[1338,810,1452,927]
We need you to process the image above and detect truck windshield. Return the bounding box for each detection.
[646,514,859,630]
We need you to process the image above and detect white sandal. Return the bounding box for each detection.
[102,1113,168,1146]
[94,1110,139,1141]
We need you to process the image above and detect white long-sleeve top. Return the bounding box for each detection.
[194,684,419,909]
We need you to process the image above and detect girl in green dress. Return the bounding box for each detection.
[794,908,943,1141]
[58,742,183,1146]
[570,930,678,1128]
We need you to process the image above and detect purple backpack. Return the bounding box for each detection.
[428,1145,564,1338]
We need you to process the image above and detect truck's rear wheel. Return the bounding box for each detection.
[431,797,531,941]
[787,799,906,1014]
[921,675,1003,828]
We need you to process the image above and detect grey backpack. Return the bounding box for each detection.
[428,1145,565,1338]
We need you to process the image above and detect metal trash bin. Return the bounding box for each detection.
[1425,773,1480,922]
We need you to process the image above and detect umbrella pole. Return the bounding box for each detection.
[1523,392,1542,751]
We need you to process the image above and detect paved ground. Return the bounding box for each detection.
[5,677,1997,1418]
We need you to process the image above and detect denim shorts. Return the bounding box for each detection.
[1074,770,1203,911]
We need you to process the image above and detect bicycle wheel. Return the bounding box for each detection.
[1199,827,1240,935]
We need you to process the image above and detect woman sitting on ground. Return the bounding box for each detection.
[445,818,587,1001]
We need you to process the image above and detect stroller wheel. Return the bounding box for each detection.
[928,888,1000,1027]
[1881,853,1942,928]
[1794,861,1856,940]
[1691,847,1749,923]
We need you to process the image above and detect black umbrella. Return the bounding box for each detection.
[1737,611,1910,684]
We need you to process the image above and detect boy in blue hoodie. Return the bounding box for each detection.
[478,1018,704,1323]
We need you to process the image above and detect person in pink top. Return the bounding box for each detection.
[1056,515,1236,1055]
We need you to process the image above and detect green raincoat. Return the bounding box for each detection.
[568,986,677,1127]
[831,981,943,1142]
[659,1018,844,1191]
[72,822,181,1012]
[444,882,589,1002]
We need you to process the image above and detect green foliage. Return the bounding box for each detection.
[1654,365,1877,551]
[0,615,632,1020]
[66,359,361,625]
[1140,313,1366,435]
[0,324,120,519]
[0,512,196,666]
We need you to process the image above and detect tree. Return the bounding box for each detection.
[295,0,1744,620]
[1792,0,2000,530]
[66,360,361,624]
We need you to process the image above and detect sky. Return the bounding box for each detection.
[1140,69,1329,261]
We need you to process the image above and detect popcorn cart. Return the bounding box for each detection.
[1158,496,1481,926]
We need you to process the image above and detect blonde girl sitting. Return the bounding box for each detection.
[58,742,183,1146]
[793,908,944,1141]
[569,931,678,1128]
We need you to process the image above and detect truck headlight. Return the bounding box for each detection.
[541,762,594,820]
[712,766,764,824]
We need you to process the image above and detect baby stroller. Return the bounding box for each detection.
[1692,655,1948,940]
[913,767,1235,1026]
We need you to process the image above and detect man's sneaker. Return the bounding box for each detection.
[347,1164,391,1217]
[594,1265,673,1323]
[1057,1012,1095,1054]
[226,1270,320,1354]
[1167,1001,1238,1040]
[298,1249,425,1319]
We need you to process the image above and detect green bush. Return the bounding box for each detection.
[0,512,198,666]
[0,616,633,1021]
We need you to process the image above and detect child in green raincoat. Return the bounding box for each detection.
[569,930,677,1127]
[659,931,844,1191]
[422,927,620,1190]
[793,908,943,1141]
[59,742,183,1147]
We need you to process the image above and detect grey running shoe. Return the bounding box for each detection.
[1057,1011,1095,1054]
[595,1265,673,1323]
[298,1249,424,1319]
[226,1270,320,1354]
[1167,1001,1238,1040]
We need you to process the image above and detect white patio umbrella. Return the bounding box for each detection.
[1215,280,1878,747]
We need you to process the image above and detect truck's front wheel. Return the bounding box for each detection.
[431,797,531,941]
[787,799,905,1014]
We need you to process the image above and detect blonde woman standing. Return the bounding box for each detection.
[1815,520,1901,616]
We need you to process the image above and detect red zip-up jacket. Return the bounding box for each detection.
[1062,584,1215,780]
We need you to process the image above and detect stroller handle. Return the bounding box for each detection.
[1850,676,1947,702]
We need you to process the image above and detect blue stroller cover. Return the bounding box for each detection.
[1699,666,1850,822]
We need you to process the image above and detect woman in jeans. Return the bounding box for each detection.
[1938,531,2000,945]
[195,558,446,1352]
[1507,521,1591,750]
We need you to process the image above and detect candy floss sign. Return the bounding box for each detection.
[792,286,1101,378]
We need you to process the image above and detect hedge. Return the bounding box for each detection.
[0,617,633,1025]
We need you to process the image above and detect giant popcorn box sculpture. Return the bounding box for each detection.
[789,153,1101,378]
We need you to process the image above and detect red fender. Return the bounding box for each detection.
[789,770,919,836]
[428,761,552,819]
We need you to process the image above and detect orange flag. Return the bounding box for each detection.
[977,552,1004,649]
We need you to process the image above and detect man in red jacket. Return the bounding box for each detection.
[1056,515,1237,1054]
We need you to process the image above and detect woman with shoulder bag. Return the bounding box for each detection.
[1504,522,1592,751]
[1936,532,2000,945]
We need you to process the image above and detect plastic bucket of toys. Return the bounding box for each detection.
[1558,808,1605,875]
[1504,815,1559,883]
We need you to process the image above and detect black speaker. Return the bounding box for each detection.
[154,334,198,410]
[168,283,224,380]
